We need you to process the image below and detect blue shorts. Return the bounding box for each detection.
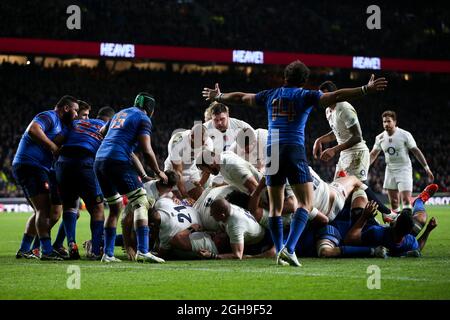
[94,159,143,198]
[12,164,61,205]
[265,144,312,186]
[55,156,103,208]
[244,230,274,255]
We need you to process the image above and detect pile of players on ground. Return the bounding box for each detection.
[14,92,438,265]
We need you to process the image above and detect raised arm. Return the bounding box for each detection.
[344,201,378,245]
[202,83,256,107]
[319,74,388,108]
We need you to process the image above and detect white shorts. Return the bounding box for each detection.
[328,182,347,222]
[335,149,370,181]
[383,167,413,192]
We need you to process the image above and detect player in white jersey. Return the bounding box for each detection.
[313,81,370,181]
[164,124,213,200]
[229,128,268,172]
[203,102,254,153]
[370,110,434,212]
[199,199,271,260]
[193,185,239,231]
[120,170,179,259]
[152,197,200,252]
[196,149,262,195]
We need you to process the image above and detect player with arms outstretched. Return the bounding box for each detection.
[202,60,387,266]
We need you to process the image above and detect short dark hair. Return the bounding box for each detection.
[77,100,91,112]
[56,95,78,109]
[210,102,229,115]
[161,170,179,188]
[394,209,414,237]
[97,106,115,119]
[225,190,250,209]
[319,81,338,92]
[382,110,397,121]
[284,60,310,87]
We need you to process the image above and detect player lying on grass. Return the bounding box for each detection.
[343,184,438,257]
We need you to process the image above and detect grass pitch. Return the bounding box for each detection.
[1,206,449,300]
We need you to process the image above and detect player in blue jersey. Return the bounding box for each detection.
[344,183,439,257]
[54,106,116,260]
[202,60,387,266]
[95,92,167,263]
[13,95,79,260]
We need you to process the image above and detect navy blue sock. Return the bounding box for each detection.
[340,246,373,257]
[285,208,309,254]
[136,226,149,254]
[91,220,104,256]
[63,210,78,245]
[53,223,66,249]
[19,234,34,252]
[32,236,40,250]
[268,216,284,253]
[115,234,124,247]
[364,187,391,215]
[104,227,116,257]
[41,237,53,255]
[413,198,425,214]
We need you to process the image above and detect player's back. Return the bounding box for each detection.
[13,110,63,170]
[194,185,238,231]
[226,204,265,245]
[155,197,200,250]
[309,167,331,214]
[62,119,105,156]
[96,107,151,162]
[255,86,322,146]
[219,151,262,193]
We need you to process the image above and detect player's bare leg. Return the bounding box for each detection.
[400,190,412,209]
[387,189,400,212]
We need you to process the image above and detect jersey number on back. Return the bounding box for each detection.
[271,98,296,121]
[110,112,128,129]
[174,205,192,223]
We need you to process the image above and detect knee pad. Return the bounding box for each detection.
[126,188,150,221]
[316,239,335,257]
[105,193,123,206]
[351,188,367,203]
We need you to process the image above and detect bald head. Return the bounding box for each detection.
[210,199,231,222]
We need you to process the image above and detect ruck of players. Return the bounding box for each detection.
[13,60,439,265]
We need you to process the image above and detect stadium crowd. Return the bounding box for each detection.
[1,0,449,59]
[0,62,448,197]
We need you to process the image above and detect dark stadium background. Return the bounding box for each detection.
[0,0,448,199]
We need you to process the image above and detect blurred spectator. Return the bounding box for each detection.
[0,62,448,197]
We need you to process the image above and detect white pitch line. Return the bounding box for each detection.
[2,262,450,283]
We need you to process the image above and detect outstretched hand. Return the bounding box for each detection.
[363,200,379,219]
[202,83,221,102]
[367,74,388,93]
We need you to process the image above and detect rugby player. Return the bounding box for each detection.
[202,60,387,266]
[229,128,268,172]
[94,92,167,263]
[314,81,370,181]
[55,106,115,260]
[13,95,79,260]
[164,123,213,200]
[370,110,435,213]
